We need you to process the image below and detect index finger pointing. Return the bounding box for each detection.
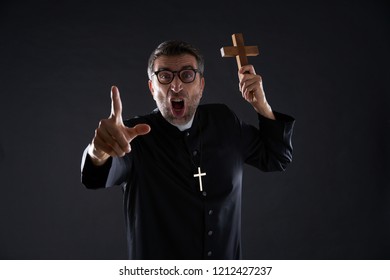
[110,85,123,122]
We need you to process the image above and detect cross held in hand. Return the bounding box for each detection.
[220,33,259,69]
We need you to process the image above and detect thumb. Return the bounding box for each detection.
[125,124,151,142]
[133,124,151,136]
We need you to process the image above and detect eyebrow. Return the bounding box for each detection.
[156,65,196,71]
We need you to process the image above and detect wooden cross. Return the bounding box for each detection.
[220,33,259,69]
[193,167,206,192]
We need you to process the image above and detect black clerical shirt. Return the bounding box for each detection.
[81,104,295,259]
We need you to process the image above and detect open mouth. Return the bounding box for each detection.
[171,98,185,111]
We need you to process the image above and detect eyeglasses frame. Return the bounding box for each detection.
[152,68,202,85]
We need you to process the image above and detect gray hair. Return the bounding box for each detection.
[147,40,204,79]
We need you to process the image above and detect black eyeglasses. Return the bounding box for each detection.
[152,69,201,84]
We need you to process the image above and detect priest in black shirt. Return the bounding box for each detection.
[81,40,295,259]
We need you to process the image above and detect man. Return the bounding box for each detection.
[81,40,295,259]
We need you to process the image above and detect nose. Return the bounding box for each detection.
[170,74,183,93]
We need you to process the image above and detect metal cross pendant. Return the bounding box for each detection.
[193,167,206,192]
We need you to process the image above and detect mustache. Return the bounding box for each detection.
[167,90,189,99]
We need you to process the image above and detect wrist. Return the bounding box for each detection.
[88,144,110,166]
[253,102,275,120]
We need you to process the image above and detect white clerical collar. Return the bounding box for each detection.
[173,116,194,131]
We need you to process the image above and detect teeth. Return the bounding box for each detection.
[172,98,183,102]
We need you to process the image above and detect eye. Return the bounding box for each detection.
[158,71,173,81]
[180,70,195,82]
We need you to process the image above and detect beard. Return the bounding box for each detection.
[155,88,202,126]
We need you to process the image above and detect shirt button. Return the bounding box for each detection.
[207,251,212,257]
[202,191,207,197]
[208,210,213,215]
[208,230,213,236]
[186,132,190,137]
[193,150,198,156]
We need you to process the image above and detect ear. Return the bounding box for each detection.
[200,76,205,96]
[148,79,155,97]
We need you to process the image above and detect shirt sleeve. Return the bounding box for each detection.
[80,145,131,189]
[242,111,295,172]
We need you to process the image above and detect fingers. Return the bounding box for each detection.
[110,86,123,124]
[238,65,259,92]
[93,121,151,158]
[93,119,130,157]
[237,65,264,102]
[239,65,256,75]
[241,76,262,98]
[239,74,262,99]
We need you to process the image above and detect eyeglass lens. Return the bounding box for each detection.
[156,69,197,84]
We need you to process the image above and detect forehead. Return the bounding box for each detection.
[154,54,198,70]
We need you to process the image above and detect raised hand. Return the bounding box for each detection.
[88,86,151,165]
[238,65,275,120]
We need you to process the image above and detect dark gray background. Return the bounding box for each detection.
[0,0,389,259]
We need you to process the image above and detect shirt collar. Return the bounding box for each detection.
[173,116,194,131]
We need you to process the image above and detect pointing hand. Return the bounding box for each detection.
[88,86,151,165]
